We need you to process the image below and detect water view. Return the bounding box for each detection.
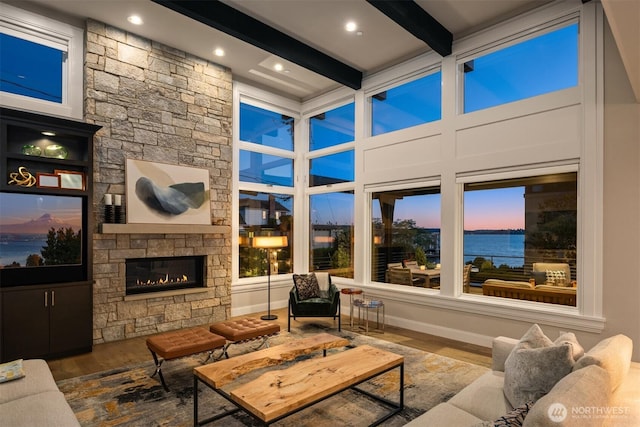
[463,233,524,268]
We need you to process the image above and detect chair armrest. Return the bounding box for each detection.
[492,336,518,371]
[289,286,301,305]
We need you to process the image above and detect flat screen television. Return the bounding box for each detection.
[0,192,87,286]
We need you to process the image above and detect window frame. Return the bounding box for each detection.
[0,3,83,119]
[233,88,300,285]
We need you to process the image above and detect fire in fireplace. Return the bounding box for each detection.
[125,256,205,295]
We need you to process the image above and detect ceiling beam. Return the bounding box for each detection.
[152,0,362,90]
[366,0,452,57]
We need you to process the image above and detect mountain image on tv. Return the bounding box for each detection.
[1,208,83,268]
[0,213,79,234]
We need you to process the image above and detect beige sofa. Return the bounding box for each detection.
[405,333,640,426]
[0,359,80,426]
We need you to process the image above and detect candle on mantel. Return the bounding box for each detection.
[104,194,112,205]
[114,194,122,206]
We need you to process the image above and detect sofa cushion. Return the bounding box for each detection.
[449,370,513,421]
[1,390,81,427]
[573,334,632,392]
[293,273,321,300]
[0,359,59,404]
[404,402,484,427]
[504,324,575,408]
[522,365,611,427]
[531,271,547,285]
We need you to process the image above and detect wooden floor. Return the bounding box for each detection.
[47,307,492,381]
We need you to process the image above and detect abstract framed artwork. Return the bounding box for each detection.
[125,159,211,225]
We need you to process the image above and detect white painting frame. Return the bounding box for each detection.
[125,159,211,225]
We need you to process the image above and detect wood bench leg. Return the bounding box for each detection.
[149,349,169,392]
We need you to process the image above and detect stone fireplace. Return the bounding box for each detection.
[125,255,205,295]
[87,19,233,344]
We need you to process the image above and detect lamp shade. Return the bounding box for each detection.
[252,235,288,248]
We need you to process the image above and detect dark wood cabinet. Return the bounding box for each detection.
[1,282,92,361]
[0,107,100,362]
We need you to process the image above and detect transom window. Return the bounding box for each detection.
[370,71,442,136]
[462,22,579,113]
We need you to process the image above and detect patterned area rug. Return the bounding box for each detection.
[57,324,488,426]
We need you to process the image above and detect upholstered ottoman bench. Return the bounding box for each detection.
[146,327,226,391]
[209,317,280,358]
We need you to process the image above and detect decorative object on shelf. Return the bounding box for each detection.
[55,170,85,190]
[21,144,42,156]
[104,193,115,223]
[114,194,125,223]
[252,235,288,321]
[36,173,60,189]
[126,159,211,225]
[43,144,68,159]
[7,166,36,187]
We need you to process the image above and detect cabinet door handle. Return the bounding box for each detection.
[51,290,55,307]
[44,291,48,307]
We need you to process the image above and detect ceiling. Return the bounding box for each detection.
[13,0,639,102]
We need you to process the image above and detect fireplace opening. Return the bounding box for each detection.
[125,256,205,295]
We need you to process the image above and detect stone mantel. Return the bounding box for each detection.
[100,223,230,234]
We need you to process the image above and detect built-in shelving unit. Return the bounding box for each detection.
[0,107,101,362]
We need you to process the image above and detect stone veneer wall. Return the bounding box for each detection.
[84,20,233,344]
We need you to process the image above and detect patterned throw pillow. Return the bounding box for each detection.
[545,270,567,286]
[293,273,321,300]
[492,401,535,426]
[0,358,25,383]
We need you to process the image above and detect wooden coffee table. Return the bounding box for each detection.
[193,333,404,426]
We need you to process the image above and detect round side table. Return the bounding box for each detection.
[353,298,384,334]
[340,288,364,330]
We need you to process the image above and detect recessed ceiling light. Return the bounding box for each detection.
[41,131,56,137]
[345,21,357,32]
[127,15,143,25]
[214,48,225,57]
[274,63,284,72]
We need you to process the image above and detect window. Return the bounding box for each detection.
[371,71,442,136]
[238,100,295,279]
[371,187,441,287]
[463,172,577,305]
[238,191,292,279]
[239,103,294,150]
[310,191,354,278]
[309,103,354,150]
[309,151,354,186]
[239,150,294,186]
[463,23,579,113]
[0,3,83,118]
[0,33,63,103]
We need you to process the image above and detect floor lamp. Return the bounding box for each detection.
[253,235,288,321]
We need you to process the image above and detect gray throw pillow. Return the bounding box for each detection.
[504,324,575,408]
[554,332,584,361]
[293,273,321,300]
